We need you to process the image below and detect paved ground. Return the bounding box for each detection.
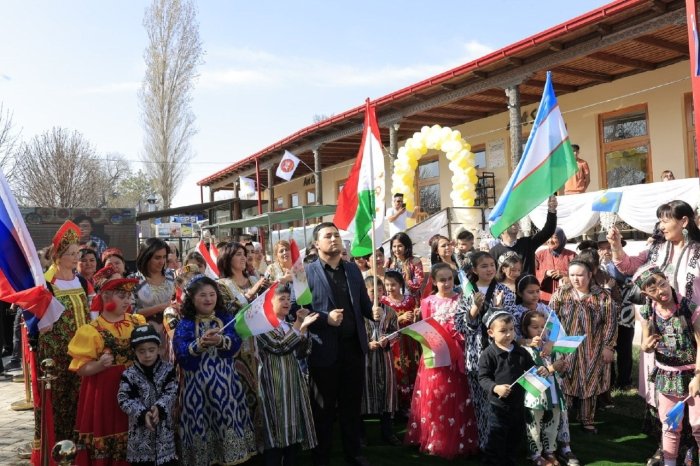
[0,357,33,466]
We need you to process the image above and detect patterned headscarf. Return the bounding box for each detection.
[632,264,664,290]
[550,227,568,257]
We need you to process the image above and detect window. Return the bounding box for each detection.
[598,104,651,188]
[685,93,698,178]
[416,157,441,215]
[306,189,316,205]
[472,145,486,169]
[290,193,299,208]
[275,197,284,210]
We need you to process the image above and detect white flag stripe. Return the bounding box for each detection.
[523,371,550,392]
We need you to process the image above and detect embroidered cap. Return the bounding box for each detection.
[632,264,665,290]
[51,220,81,259]
[130,324,161,348]
[483,309,512,329]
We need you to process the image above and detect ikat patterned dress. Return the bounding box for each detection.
[362,304,399,415]
[174,312,257,466]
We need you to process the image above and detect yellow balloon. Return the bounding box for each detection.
[419,145,428,155]
[458,158,469,169]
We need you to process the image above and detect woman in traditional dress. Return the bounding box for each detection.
[34,221,91,458]
[404,263,479,459]
[68,268,145,465]
[216,241,268,450]
[385,232,424,302]
[264,240,294,285]
[132,238,175,356]
[363,276,399,445]
[609,200,700,463]
[256,284,318,465]
[535,228,576,304]
[173,275,257,466]
[380,270,418,417]
[549,259,617,434]
[77,248,100,287]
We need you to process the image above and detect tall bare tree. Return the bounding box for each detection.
[0,104,19,180]
[13,127,106,207]
[140,0,203,209]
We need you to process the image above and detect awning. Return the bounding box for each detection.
[207,205,337,230]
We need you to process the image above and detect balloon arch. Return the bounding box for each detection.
[390,125,478,212]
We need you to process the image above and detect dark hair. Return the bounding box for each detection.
[364,275,385,291]
[577,240,598,251]
[79,247,99,263]
[184,251,207,271]
[430,262,455,294]
[374,246,384,255]
[457,230,474,241]
[273,282,292,296]
[393,193,404,199]
[496,252,522,282]
[468,251,495,282]
[390,232,414,259]
[515,274,540,304]
[430,235,456,266]
[572,144,580,152]
[383,270,405,294]
[136,238,170,277]
[488,313,514,328]
[568,259,592,273]
[576,248,600,271]
[73,215,95,227]
[520,309,546,338]
[313,222,338,241]
[181,276,225,320]
[637,271,667,291]
[656,200,700,243]
[217,242,248,278]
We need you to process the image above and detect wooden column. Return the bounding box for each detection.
[389,122,401,159]
[232,180,242,238]
[313,147,323,205]
[506,85,523,169]
[267,167,275,213]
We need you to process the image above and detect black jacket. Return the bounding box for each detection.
[478,341,535,410]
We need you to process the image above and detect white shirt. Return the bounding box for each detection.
[386,207,413,236]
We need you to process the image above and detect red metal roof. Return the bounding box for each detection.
[197,0,675,187]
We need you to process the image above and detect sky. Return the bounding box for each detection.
[0,0,611,208]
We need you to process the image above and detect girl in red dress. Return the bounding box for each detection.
[404,263,479,459]
[68,268,146,466]
[380,270,419,416]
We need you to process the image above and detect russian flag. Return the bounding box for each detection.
[0,169,63,333]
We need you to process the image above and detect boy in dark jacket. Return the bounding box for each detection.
[478,310,549,466]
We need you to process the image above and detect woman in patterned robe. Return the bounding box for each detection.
[173,275,257,466]
[549,259,617,434]
[33,221,91,460]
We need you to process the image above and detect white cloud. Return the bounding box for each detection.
[462,40,495,61]
[198,68,273,88]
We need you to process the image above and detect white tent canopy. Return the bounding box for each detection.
[527,178,700,238]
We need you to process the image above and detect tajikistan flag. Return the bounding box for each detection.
[234,282,281,338]
[289,239,312,306]
[400,317,462,368]
[334,99,385,257]
[488,71,577,238]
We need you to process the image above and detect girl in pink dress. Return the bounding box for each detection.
[404,263,479,459]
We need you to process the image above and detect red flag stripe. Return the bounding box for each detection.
[424,317,462,361]
[263,282,280,327]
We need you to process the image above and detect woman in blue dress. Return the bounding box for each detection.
[173,274,257,465]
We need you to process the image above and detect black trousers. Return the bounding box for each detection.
[482,403,525,466]
[614,325,635,388]
[309,339,365,465]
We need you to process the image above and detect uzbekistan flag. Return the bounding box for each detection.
[489,71,578,237]
[289,239,312,306]
[544,310,566,342]
[517,366,552,397]
[197,237,219,279]
[459,269,475,298]
[234,282,281,338]
[552,335,586,354]
[334,99,385,257]
[0,169,63,332]
[400,317,461,368]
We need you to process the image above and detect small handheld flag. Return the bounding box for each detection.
[665,395,692,431]
[234,282,281,338]
[396,317,461,368]
[289,239,312,305]
[459,269,475,298]
[515,366,552,397]
[196,238,219,279]
[592,191,622,213]
[552,335,586,354]
[543,310,566,342]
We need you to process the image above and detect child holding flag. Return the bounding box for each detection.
[173,275,257,466]
[477,309,549,466]
[257,283,318,465]
[520,310,568,466]
[404,263,479,459]
[637,265,700,465]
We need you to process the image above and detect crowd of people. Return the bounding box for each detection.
[6,195,700,466]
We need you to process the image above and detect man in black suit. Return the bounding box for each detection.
[304,222,378,466]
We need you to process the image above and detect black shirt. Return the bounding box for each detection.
[478,341,535,410]
[489,211,557,275]
[320,258,356,339]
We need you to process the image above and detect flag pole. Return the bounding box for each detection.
[539,309,552,339]
[366,99,380,313]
